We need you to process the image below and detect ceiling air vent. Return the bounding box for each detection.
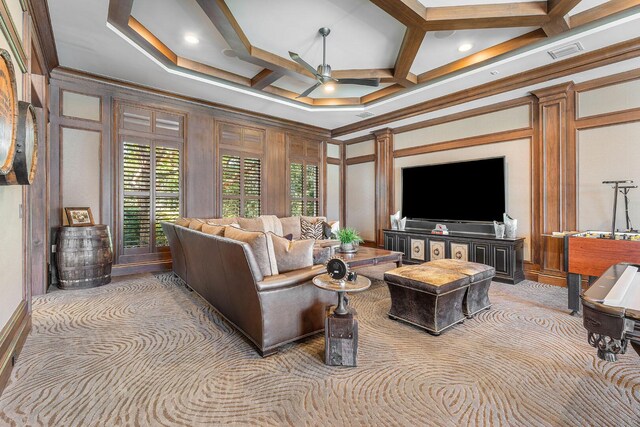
[548,42,585,60]
[356,111,374,119]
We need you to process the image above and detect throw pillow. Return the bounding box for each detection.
[237,217,266,232]
[269,233,314,273]
[224,226,278,277]
[206,217,237,226]
[188,219,205,231]
[201,224,225,236]
[280,216,302,240]
[300,217,324,240]
[259,215,284,236]
[322,221,340,239]
[313,246,331,265]
[175,217,191,227]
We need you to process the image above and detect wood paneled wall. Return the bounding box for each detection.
[49,69,329,276]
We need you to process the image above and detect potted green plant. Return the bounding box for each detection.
[335,227,364,253]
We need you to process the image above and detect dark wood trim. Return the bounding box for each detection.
[0,301,31,396]
[374,128,393,247]
[393,27,424,87]
[340,143,346,227]
[393,96,535,135]
[574,107,640,130]
[25,0,59,74]
[52,68,330,139]
[111,260,172,276]
[341,135,375,145]
[326,157,341,165]
[0,0,26,72]
[332,36,640,137]
[345,154,376,165]
[394,128,533,158]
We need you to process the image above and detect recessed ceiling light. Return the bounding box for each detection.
[458,43,473,52]
[184,34,199,45]
[324,83,335,93]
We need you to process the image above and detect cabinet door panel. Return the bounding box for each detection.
[398,236,408,260]
[493,245,511,275]
[429,240,445,260]
[384,233,396,251]
[450,242,469,261]
[410,237,426,261]
[473,243,491,265]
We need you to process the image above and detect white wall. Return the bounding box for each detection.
[326,163,340,222]
[346,162,375,241]
[0,0,25,330]
[577,77,640,231]
[61,128,101,224]
[346,140,374,158]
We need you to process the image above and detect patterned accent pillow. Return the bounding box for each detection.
[300,218,324,240]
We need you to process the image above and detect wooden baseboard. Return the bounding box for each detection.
[0,301,31,396]
[111,260,172,277]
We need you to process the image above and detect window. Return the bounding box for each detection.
[290,161,319,216]
[117,103,184,262]
[122,141,181,252]
[221,153,262,218]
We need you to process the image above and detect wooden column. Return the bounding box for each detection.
[532,82,577,286]
[374,128,394,247]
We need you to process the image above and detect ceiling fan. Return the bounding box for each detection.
[288,27,380,99]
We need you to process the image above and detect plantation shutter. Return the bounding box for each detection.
[221,153,262,218]
[290,161,319,216]
[123,142,151,250]
[154,145,181,247]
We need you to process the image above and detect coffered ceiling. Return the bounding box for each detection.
[49,0,640,132]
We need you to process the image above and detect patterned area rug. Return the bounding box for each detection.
[1,273,639,426]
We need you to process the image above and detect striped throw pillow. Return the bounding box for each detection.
[300,218,323,240]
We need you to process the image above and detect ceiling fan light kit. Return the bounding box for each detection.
[289,27,380,98]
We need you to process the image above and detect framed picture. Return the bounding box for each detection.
[65,207,94,226]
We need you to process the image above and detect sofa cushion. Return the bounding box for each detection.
[175,217,191,227]
[313,246,331,265]
[225,226,278,277]
[301,215,327,224]
[201,223,226,236]
[237,217,265,232]
[206,217,238,226]
[188,219,206,231]
[259,215,284,236]
[300,218,324,240]
[280,216,302,240]
[269,233,314,273]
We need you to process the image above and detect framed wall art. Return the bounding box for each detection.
[65,207,95,227]
[0,49,18,175]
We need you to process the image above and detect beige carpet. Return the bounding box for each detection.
[1,273,639,426]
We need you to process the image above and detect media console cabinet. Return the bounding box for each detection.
[383,229,525,284]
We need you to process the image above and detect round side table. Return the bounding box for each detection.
[312,274,371,366]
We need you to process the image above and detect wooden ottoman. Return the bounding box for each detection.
[384,265,470,335]
[426,259,495,318]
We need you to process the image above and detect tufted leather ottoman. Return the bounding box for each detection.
[426,259,495,318]
[384,265,470,335]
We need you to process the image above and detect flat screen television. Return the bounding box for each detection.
[401,157,506,223]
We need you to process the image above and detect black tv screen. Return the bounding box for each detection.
[402,157,506,222]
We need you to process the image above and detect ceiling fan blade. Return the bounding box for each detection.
[296,82,321,99]
[336,78,380,87]
[289,51,320,78]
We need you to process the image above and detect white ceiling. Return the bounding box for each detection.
[48,0,640,136]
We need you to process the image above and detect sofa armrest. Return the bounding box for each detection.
[256,264,325,292]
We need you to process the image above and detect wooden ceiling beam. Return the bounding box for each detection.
[569,0,640,28]
[547,0,583,19]
[417,29,547,84]
[423,2,549,31]
[332,69,394,79]
[361,84,404,104]
[541,16,570,36]
[250,69,283,89]
[393,27,425,87]
[368,0,427,28]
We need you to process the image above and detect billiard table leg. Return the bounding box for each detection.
[567,273,581,315]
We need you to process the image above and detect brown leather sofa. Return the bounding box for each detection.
[162,222,335,357]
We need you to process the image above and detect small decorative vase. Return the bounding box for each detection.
[503,213,518,239]
[493,221,505,239]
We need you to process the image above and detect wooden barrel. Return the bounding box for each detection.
[0,101,37,185]
[56,225,113,290]
[0,48,18,175]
